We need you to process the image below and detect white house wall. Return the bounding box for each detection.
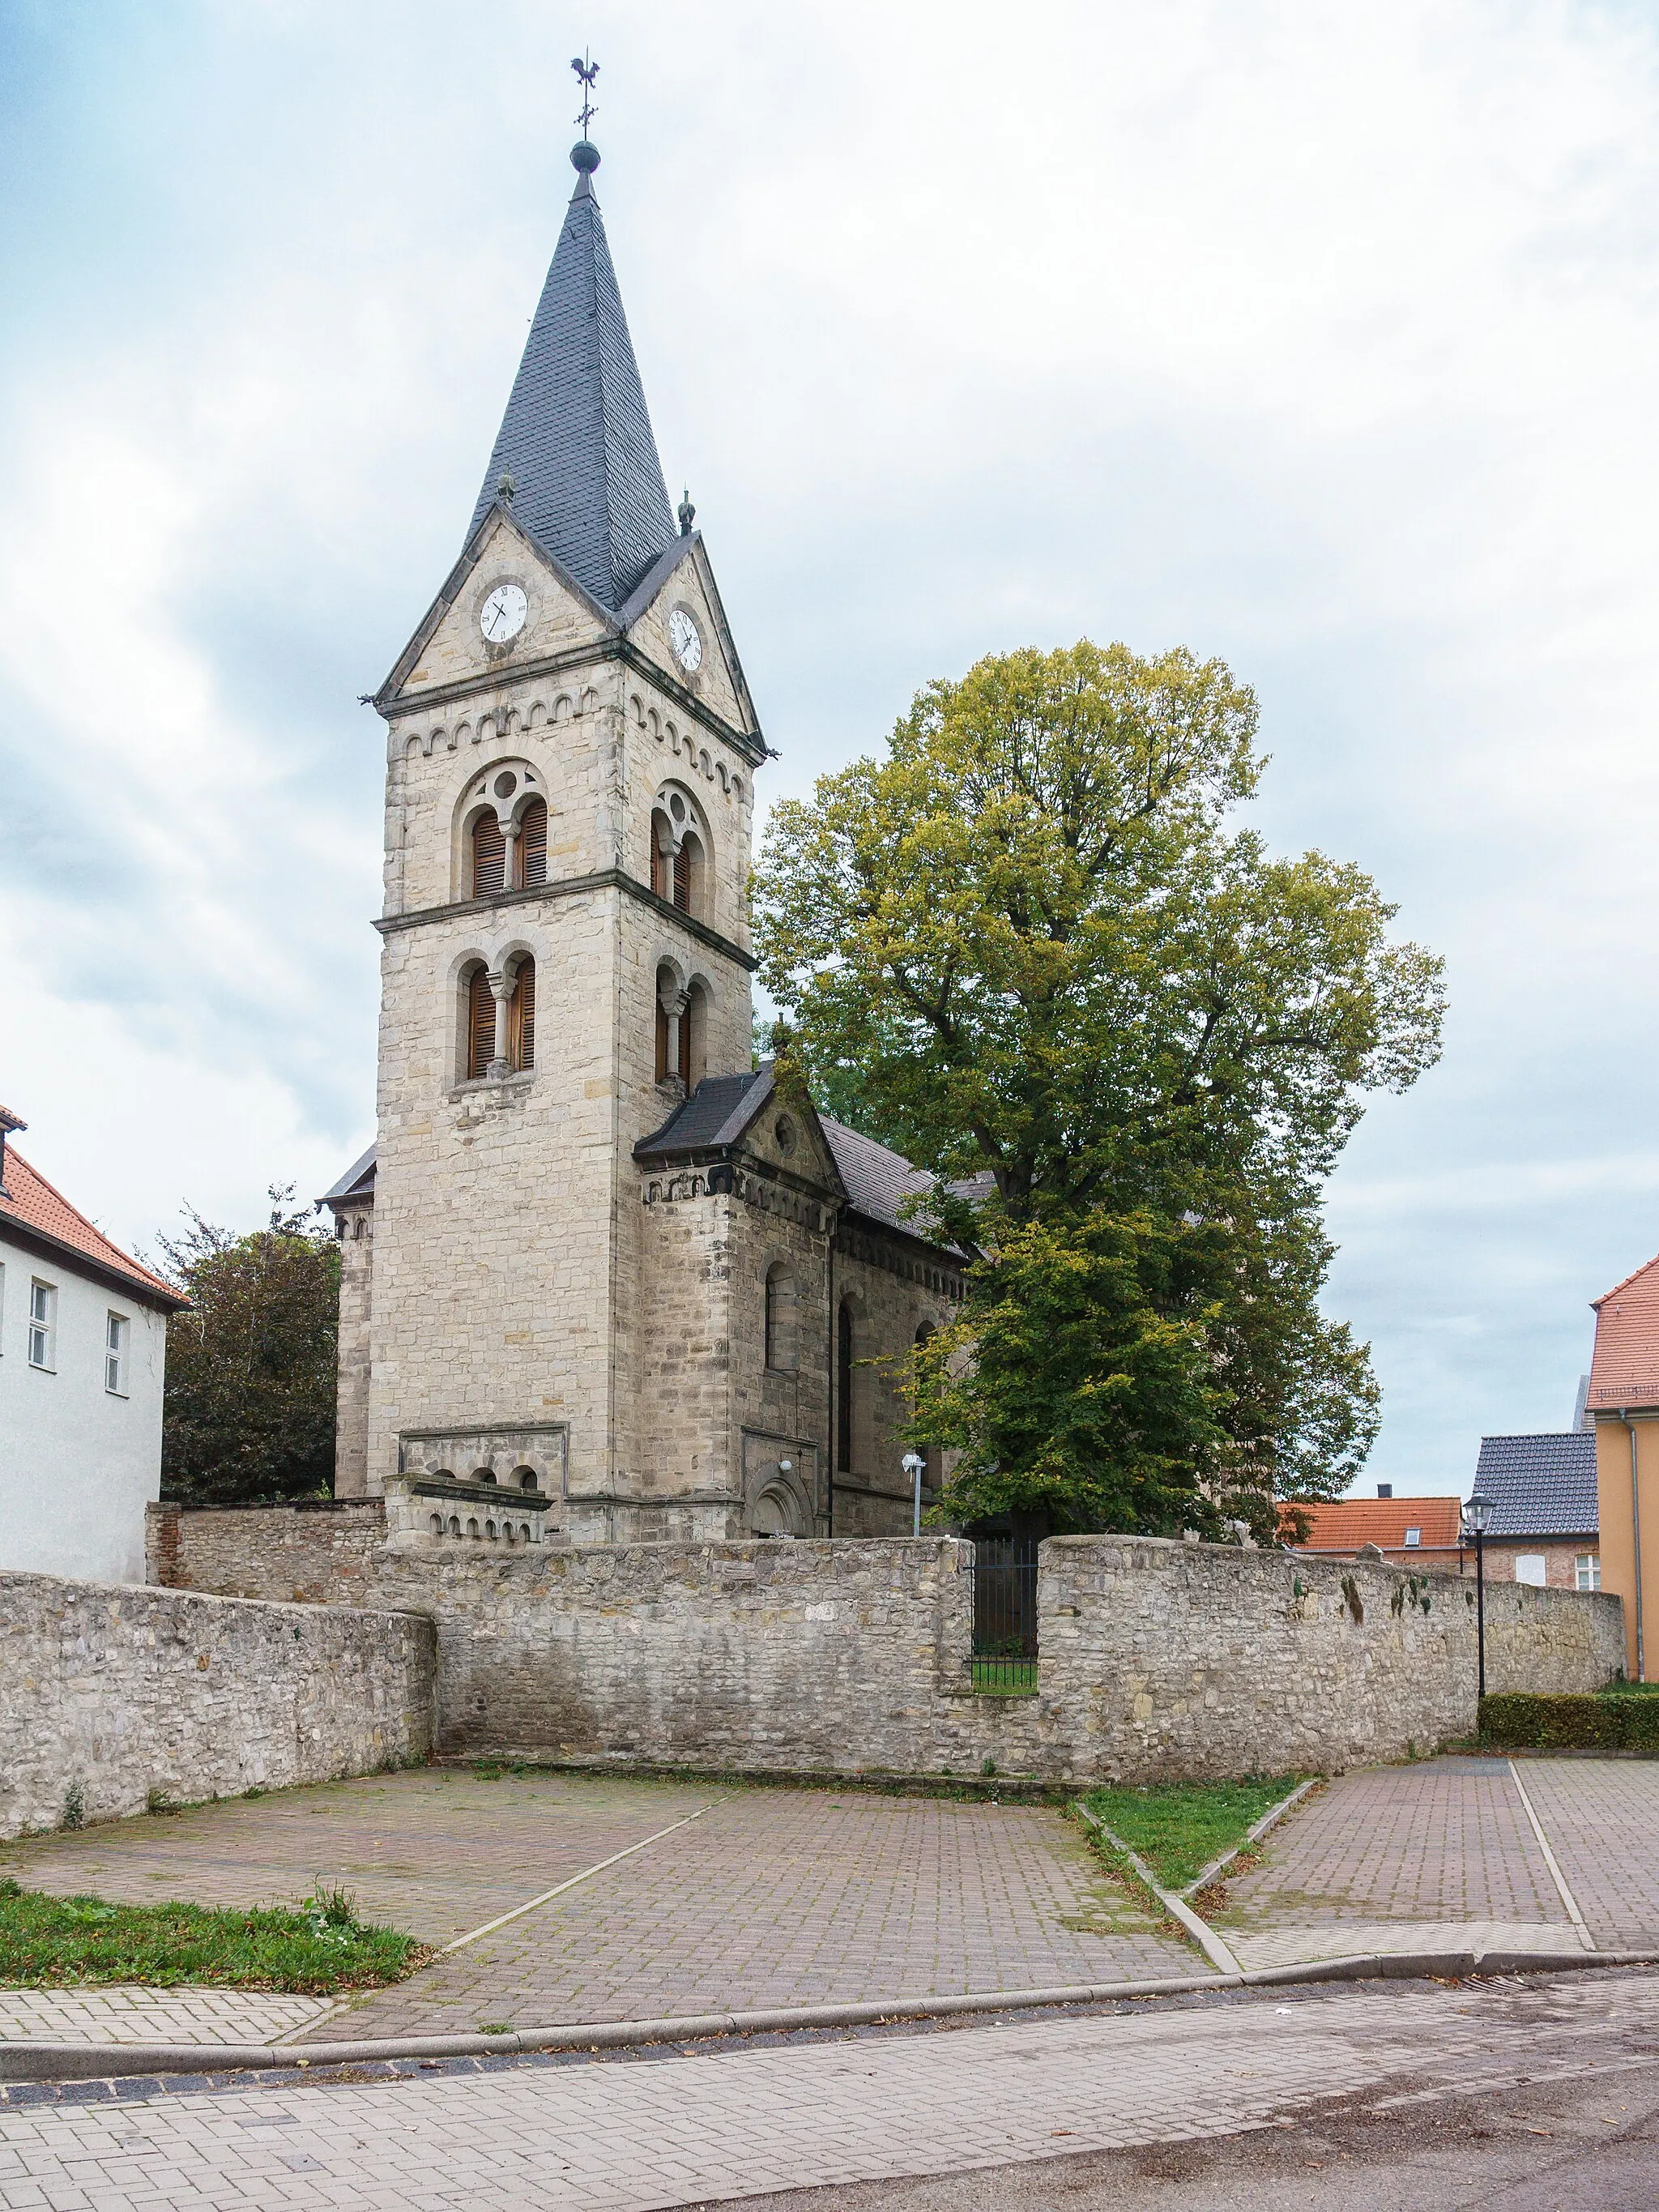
[0,1233,167,1584]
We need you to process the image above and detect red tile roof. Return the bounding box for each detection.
[1586,1252,1659,1412]
[0,1147,185,1308]
[1282,1497,1465,1552]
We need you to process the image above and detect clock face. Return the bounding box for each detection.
[480,583,528,644]
[669,606,703,673]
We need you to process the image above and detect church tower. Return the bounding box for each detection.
[326,123,966,1544]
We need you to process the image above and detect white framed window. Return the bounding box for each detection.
[1403,1527,1422,1548]
[28,1279,55,1371]
[1576,1554,1601,1592]
[1514,1553,1547,1587]
[105,1312,129,1396]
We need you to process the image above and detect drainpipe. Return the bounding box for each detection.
[1624,1410,1645,1683]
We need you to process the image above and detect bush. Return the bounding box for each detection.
[1480,1692,1659,1753]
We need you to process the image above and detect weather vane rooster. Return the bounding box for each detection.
[571,51,599,136]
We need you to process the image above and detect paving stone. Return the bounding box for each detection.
[0,1992,334,2049]
[313,1787,1187,2039]
[1506,1758,1659,1946]
[0,1770,720,1948]
[3,1969,1659,2211]
[1216,1761,1566,1932]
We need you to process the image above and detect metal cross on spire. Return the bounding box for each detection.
[571,50,599,135]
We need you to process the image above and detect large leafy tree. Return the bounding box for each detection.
[753,641,1443,1532]
[156,1188,340,1506]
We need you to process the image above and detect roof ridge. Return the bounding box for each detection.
[0,1146,178,1300]
[1592,1249,1659,1308]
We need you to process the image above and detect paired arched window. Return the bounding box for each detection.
[470,796,548,898]
[464,957,536,1081]
[650,787,709,921]
[765,1264,799,1373]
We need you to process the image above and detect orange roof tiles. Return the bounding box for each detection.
[0,1147,184,1307]
[1586,1252,1659,1412]
[1282,1497,1465,1552]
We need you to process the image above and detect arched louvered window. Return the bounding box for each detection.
[655,993,671,1082]
[509,957,535,1072]
[518,799,547,888]
[466,966,496,1080]
[673,843,692,912]
[837,1300,855,1472]
[471,811,506,897]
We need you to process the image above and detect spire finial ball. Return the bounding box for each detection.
[571,139,601,174]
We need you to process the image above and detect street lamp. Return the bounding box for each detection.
[902,1451,927,1539]
[1465,1488,1494,1704]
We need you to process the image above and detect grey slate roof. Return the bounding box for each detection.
[465,164,676,616]
[820,1118,949,1245]
[1473,1432,1599,1538]
[634,1069,774,1158]
[318,1145,376,1209]
[634,1067,958,1253]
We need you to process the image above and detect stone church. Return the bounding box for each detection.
[322,135,966,1546]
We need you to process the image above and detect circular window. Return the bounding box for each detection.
[493,772,518,800]
[670,793,686,822]
[774,1116,797,1155]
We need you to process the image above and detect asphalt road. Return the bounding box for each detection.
[717,1996,1659,2210]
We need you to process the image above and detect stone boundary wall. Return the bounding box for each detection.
[146,1509,1626,1784]
[0,1570,436,1841]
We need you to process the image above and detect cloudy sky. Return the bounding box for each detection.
[4,0,1659,1492]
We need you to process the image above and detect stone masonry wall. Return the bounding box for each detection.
[0,1569,435,1840]
[149,1511,1625,1783]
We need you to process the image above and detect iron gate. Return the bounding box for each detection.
[968,1535,1038,1692]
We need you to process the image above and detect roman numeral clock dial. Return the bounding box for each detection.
[480,583,527,643]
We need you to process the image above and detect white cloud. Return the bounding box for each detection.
[3,0,1658,1490]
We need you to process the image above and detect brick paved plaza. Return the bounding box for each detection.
[4,1756,1657,2049]
[0,1770,1193,2039]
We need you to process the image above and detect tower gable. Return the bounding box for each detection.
[620,533,760,744]
[378,510,615,710]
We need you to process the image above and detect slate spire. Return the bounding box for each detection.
[465,140,676,617]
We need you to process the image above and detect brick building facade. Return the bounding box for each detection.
[322,137,963,1544]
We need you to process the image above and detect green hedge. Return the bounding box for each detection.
[1480,1691,1659,1753]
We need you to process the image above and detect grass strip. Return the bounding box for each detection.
[1080,1777,1298,1891]
[0,1878,430,1994]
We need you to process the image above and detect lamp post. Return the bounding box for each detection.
[1465,1489,1494,1705]
[902,1451,927,1539]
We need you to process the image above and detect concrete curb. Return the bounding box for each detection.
[5,1949,1659,2085]
[1073,1801,1243,1975]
